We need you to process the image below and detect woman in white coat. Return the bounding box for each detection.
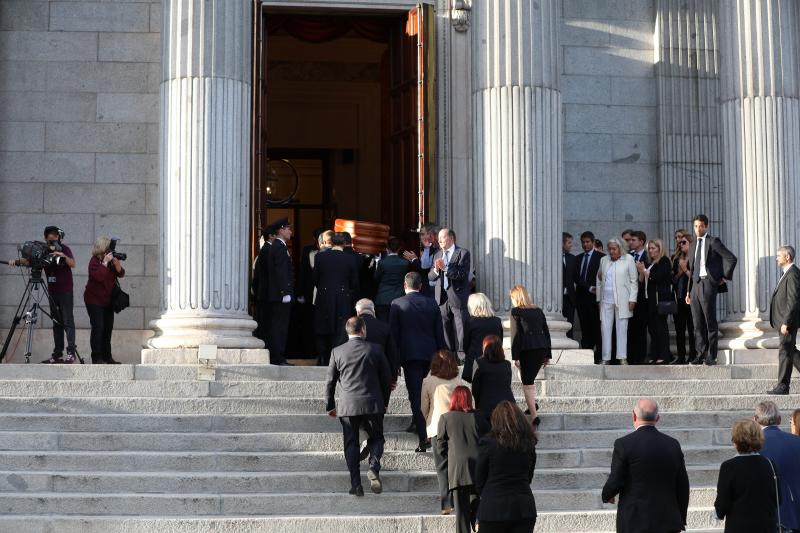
[596,238,638,364]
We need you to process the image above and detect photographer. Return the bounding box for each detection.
[7,226,77,364]
[84,236,125,364]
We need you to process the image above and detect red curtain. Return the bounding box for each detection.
[266,15,390,43]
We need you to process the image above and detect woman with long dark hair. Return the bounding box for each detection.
[471,335,515,433]
[475,401,538,533]
[437,386,480,533]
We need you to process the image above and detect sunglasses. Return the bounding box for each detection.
[679,241,688,246]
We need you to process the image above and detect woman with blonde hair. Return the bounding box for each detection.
[462,292,503,383]
[508,285,551,419]
[84,236,125,364]
[641,239,675,364]
[714,419,777,532]
[596,238,638,364]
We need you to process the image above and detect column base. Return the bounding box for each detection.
[719,318,781,350]
[146,315,265,350]
[141,348,269,365]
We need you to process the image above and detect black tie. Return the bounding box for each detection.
[580,254,589,281]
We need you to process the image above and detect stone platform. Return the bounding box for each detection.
[0,362,793,532]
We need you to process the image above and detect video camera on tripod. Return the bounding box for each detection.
[17,240,66,270]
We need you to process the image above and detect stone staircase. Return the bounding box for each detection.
[0,363,794,532]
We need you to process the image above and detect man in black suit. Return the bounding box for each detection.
[627,230,650,365]
[686,214,737,365]
[296,228,323,355]
[340,231,366,302]
[314,233,359,366]
[602,398,690,533]
[325,316,392,496]
[562,232,577,339]
[390,272,446,449]
[574,231,604,362]
[252,223,276,345]
[403,223,440,298]
[429,228,471,359]
[767,245,800,394]
[267,218,293,366]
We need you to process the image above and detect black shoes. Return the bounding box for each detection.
[349,485,364,497]
[704,357,717,366]
[688,356,703,365]
[668,356,685,365]
[766,384,790,395]
[367,469,382,494]
[414,440,430,453]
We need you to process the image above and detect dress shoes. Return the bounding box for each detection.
[601,361,611,365]
[688,356,703,365]
[367,469,382,494]
[766,384,790,395]
[668,356,685,365]
[103,358,121,365]
[349,485,364,497]
[414,440,431,453]
[704,357,717,366]
[441,508,454,516]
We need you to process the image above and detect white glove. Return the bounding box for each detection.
[282,295,291,303]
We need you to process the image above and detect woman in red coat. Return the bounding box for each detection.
[84,236,125,364]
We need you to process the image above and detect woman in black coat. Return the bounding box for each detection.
[509,285,551,420]
[471,336,515,435]
[670,234,696,364]
[462,292,503,383]
[714,419,778,533]
[640,239,674,364]
[475,401,537,533]
[437,386,481,533]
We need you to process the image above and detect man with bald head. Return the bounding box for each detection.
[602,398,690,533]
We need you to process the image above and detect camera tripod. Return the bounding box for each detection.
[0,267,84,364]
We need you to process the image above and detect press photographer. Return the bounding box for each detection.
[84,236,126,365]
[6,226,77,364]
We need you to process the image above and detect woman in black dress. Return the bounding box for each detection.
[670,233,695,363]
[641,239,674,364]
[475,401,538,533]
[509,285,551,419]
[462,292,503,383]
[437,386,480,533]
[471,335,515,434]
[714,419,778,533]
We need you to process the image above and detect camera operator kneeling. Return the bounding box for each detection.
[84,237,125,365]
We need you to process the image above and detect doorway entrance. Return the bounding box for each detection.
[250,4,437,263]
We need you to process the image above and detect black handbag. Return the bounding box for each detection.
[656,292,677,316]
[111,280,130,314]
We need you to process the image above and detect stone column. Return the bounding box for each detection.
[472,0,577,349]
[655,0,723,242]
[145,0,266,361]
[718,0,800,349]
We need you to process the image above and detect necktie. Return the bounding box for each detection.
[444,250,451,290]
[580,254,589,282]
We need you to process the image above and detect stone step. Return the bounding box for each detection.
[0,378,792,399]
[0,393,793,415]
[0,428,734,452]
[0,411,774,433]
[0,489,721,516]
[0,446,734,472]
[0,364,779,382]
[0,467,721,494]
[0,512,726,533]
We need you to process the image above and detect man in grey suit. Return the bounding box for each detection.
[429,228,471,359]
[767,245,800,395]
[326,316,393,496]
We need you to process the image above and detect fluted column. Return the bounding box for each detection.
[655,0,723,242]
[472,0,577,348]
[719,0,800,348]
[147,0,263,351]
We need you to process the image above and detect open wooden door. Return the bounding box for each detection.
[384,4,435,249]
[251,0,267,261]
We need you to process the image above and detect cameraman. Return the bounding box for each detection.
[84,236,125,365]
[8,226,78,364]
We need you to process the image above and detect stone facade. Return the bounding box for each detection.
[0,0,796,359]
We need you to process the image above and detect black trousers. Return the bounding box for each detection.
[452,485,477,533]
[430,436,451,510]
[673,298,696,360]
[440,298,467,354]
[477,519,536,533]
[777,328,800,386]
[647,311,672,362]
[85,304,114,363]
[340,414,384,489]
[268,302,290,364]
[562,296,575,338]
[575,293,600,360]
[49,291,76,355]
[690,278,719,360]
[316,334,339,366]
[627,297,648,364]
[403,360,430,443]
[254,299,271,345]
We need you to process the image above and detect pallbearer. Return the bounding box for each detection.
[267,218,293,366]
